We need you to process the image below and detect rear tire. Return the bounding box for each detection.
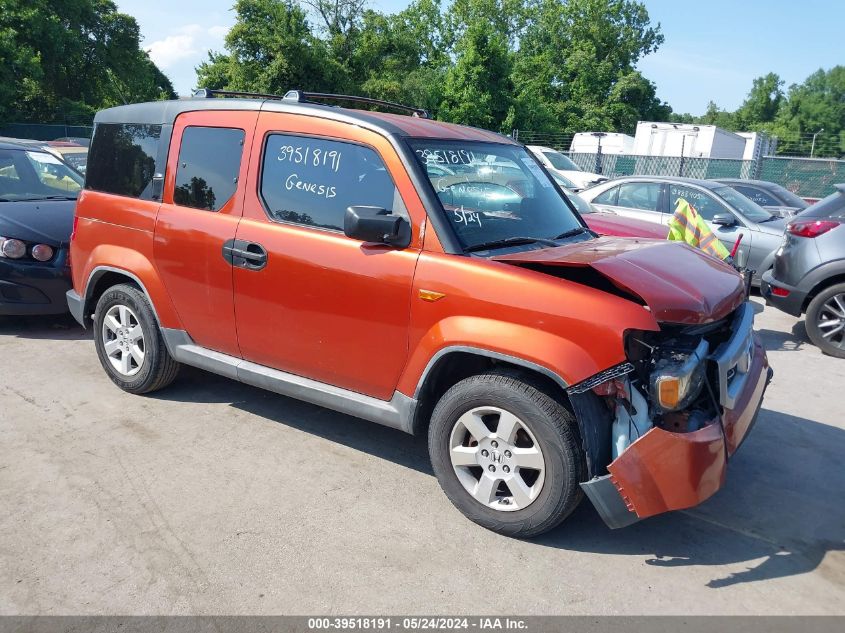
[805,282,845,359]
[93,284,180,393]
[428,369,585,538]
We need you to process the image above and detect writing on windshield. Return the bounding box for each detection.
[410,140,584,252]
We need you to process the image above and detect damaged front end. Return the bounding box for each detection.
[570,302,773,529]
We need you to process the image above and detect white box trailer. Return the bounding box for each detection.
[737,131,777,161]
[570,132,635,155]
[632,122,746,159]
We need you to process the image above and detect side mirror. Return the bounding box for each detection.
[344,206,410,248]
[712,213,736,227]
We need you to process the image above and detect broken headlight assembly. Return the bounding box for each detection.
[648,339,709,412]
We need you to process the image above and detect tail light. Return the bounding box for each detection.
[787,219,840,238]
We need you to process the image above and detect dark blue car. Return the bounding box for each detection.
[0,140,83,315]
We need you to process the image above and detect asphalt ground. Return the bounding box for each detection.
[1,295,843,614]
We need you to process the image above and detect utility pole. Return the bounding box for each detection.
[810,128,824,158]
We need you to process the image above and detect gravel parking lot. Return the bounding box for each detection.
[1,296,843,615]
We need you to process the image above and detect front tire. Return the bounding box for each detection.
[428,369,585,538]
[806,282,845,358]
[93,284,180,393]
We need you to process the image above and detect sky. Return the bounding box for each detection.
[115,0,845,116]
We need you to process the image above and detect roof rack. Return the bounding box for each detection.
[193,88,286,101]
[283,90,430,119]
[192,87,430,119]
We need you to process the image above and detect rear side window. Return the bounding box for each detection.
[86,123,161,198]
[733,185,779,207]
[260,134,400,231]
[617,182,662,212]
[173,126,245,211]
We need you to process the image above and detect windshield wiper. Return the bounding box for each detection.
[465,236,560,253]
[24,195,78,201]
[552,226,591,240]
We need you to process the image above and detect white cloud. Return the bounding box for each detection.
[147,24,202,69]
[142,20,234,94]
[147,24,227,70]
[207,25,229,39]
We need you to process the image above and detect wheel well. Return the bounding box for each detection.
[411,351,568,435]
[84,271,141,325]
[803,273,845,312]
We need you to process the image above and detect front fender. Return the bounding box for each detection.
[398,315,624,397]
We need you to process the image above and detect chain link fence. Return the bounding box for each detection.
[567,152,840,200]
[512,130,842,200]
[0,122,93,141]
[757,157,844,200]
[511,130,575,149]
[567,153,756,180]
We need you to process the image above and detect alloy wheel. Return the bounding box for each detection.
[101,304,145,376]
[816,292,845,350]
[449,406,546,512]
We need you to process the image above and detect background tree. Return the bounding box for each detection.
[439,0,516,130]
[736,72,784,128]
[672,67,844,157]
[439,22,514,131]
[510,0,667,133]
[196,0,338,94]
[0,0,174,123]
[771,67,845,157]
[198,0,667,133]
[351,1,449,113]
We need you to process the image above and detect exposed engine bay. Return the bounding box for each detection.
[570,309,739,470]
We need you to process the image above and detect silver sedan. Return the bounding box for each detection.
[580,175,786,285]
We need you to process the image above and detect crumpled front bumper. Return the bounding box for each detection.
[582,306,772,529]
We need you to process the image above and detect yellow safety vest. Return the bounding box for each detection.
[668,198,730,260]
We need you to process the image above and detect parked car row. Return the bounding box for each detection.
[1,126,841,360]
[0,139,82,315]
[579,175,787,287]
[574,174,844,358]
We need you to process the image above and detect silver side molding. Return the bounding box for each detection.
[161,329,417,434]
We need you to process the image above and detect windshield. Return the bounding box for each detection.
[542,150,581,172]
[550,171,578,190]
[61,152,87,175]
[713,186,773,222]
[411,140,585,251]
[0,149,83,200]
[771,184,808,209]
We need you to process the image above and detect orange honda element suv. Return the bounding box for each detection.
[68,90,772,537]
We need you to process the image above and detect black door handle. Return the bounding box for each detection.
[223,239,268,270]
